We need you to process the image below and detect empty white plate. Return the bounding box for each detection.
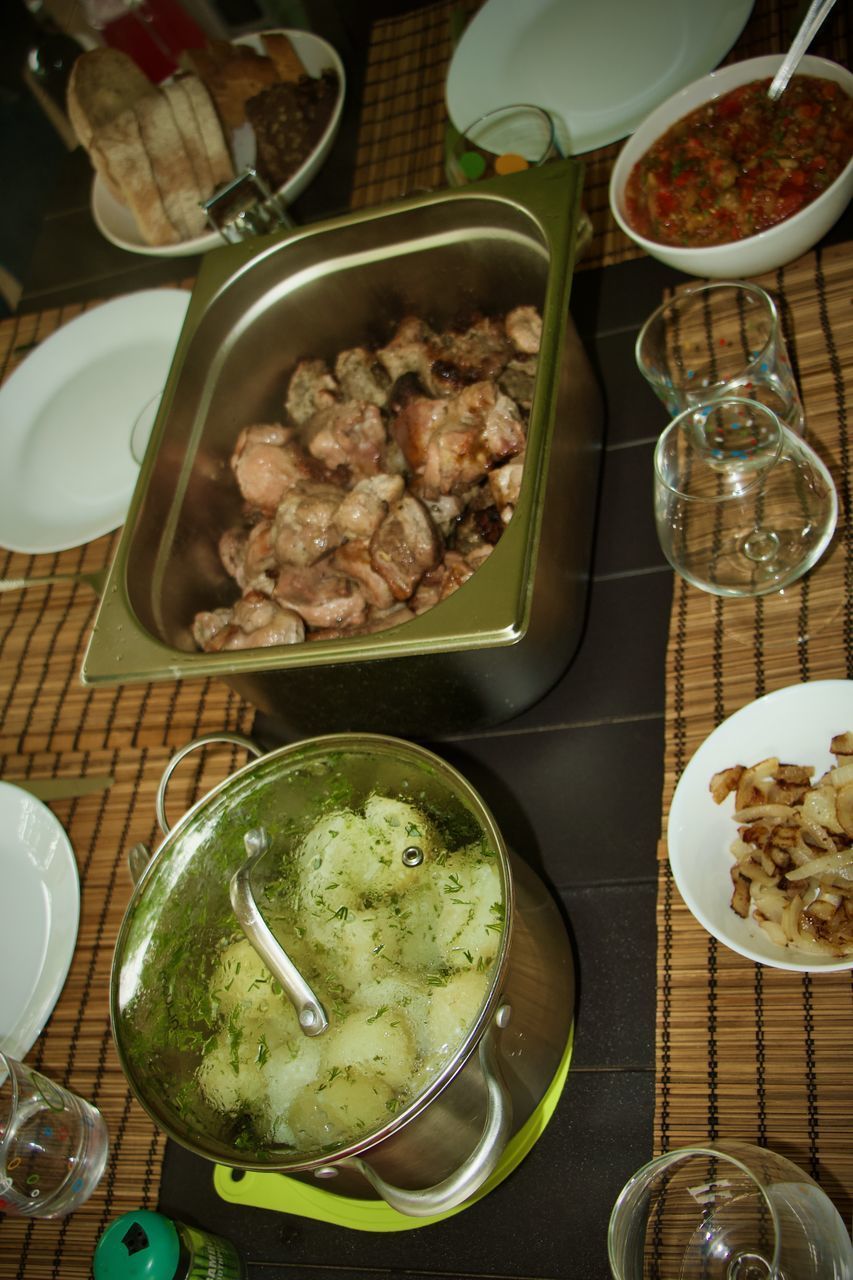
[0,288,190,554]
[446,0,754,155]
[0,782,80,1059]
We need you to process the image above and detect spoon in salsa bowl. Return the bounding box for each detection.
[767,0,837,100]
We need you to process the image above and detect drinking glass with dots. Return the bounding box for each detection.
[0,1052,109,1218]
[637,282,805,436]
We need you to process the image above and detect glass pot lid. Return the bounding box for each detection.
[111,735,511,1169]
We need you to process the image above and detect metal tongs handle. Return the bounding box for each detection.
[230,827,329,1037]
[203,168,296,244]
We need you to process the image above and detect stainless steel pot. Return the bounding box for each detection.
[112,733,574,1217]
[81,161,603,737]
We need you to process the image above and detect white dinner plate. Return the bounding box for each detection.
[0,782,80,1059]
[668,680,853,972]
[92,29,346,258]
[446,0,754,155]
[0,288,190,554]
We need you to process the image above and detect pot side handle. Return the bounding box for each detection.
[155,732,264,835]
[336,1005,513,1218]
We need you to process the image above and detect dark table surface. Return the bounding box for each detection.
[14,16,851,1274]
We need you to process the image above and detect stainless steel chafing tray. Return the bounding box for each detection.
[82,161,603,737]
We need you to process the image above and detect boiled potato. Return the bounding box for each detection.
[424,968,488,1062]
[288,1067,394,1148]
[321,1007,416,1091]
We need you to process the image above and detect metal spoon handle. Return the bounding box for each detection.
[767,0,837,101]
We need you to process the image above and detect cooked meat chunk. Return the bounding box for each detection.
[231,423,324,514]
[334,347,391,407]
[273,560,368,629]
[418,492,465,538]
[193,591,305,651]
[285,358,339,426]
[505,305,542,355]
[420,382,526,497]
[218,519,278,591]
[370,493,442,601]
[331,538,395,609]
[435,316,513,388]
[303,400,387,478]
[271,481,345,566]
[498,355,538,412]
[308,604,416,641]
[378,314,514,399]
[489,453,525,518]
[377,317,439,387]
[336,473,406,538]
[391,394,448,472]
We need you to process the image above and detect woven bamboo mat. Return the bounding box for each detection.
[349,0,852,272]
[657,241,853,1228]
[0,292,256,1275]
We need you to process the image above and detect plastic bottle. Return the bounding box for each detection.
[93,1209,246,1280]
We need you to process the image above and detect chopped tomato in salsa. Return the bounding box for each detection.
[625,76,853,247]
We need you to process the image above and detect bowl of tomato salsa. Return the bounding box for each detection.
[609,55,853,278]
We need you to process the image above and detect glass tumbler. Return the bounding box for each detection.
[0,1053,109,1218]
[608,1140,853,1280]
[446,104,560,185]
[653,398,836,597]
[637,282,805,435]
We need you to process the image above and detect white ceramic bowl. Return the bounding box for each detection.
[609,55,853,278]
[668,680,853,972]
[92,29,346,259]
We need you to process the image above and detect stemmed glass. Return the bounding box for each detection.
[654,398,837,598]
[608,1140,853,1279]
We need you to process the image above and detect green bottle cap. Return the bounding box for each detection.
[94,1210,181,1280]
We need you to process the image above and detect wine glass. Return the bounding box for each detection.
[653,398,837,597]
[608,1140,853,1280]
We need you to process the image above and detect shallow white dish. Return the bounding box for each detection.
[609,55,853,278]
[445,0,753,156]
[668,680,853,972]
[92,29,346,259]
[0,288,190,554]
[0,782,80,1059]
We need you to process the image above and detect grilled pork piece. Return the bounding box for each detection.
[193,590,305,651]
[271,481,345,567]
[303,400,387,478]
[370,493,442,601]
[336,473,406,539]
[505,305,542,354]
[285,358,338,425]
[273,560,367,629]
[334,347,391,407]
[231,423,327,514]
[377,315,513,399]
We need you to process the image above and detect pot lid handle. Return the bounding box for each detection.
[229,827,329,1037]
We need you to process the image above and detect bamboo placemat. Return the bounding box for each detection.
[0,293,256,1276]
[350,0,852,272]
[657,240,853,1228]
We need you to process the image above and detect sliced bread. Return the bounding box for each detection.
[132,91,208,240]
[261,33,307,83]
[89,108,180,246]
[67,47,156,151]
[172,73,235,189]
[180,40,279,132]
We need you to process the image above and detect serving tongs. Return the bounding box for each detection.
[230,826,329,1038]
[203,168,296,244]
